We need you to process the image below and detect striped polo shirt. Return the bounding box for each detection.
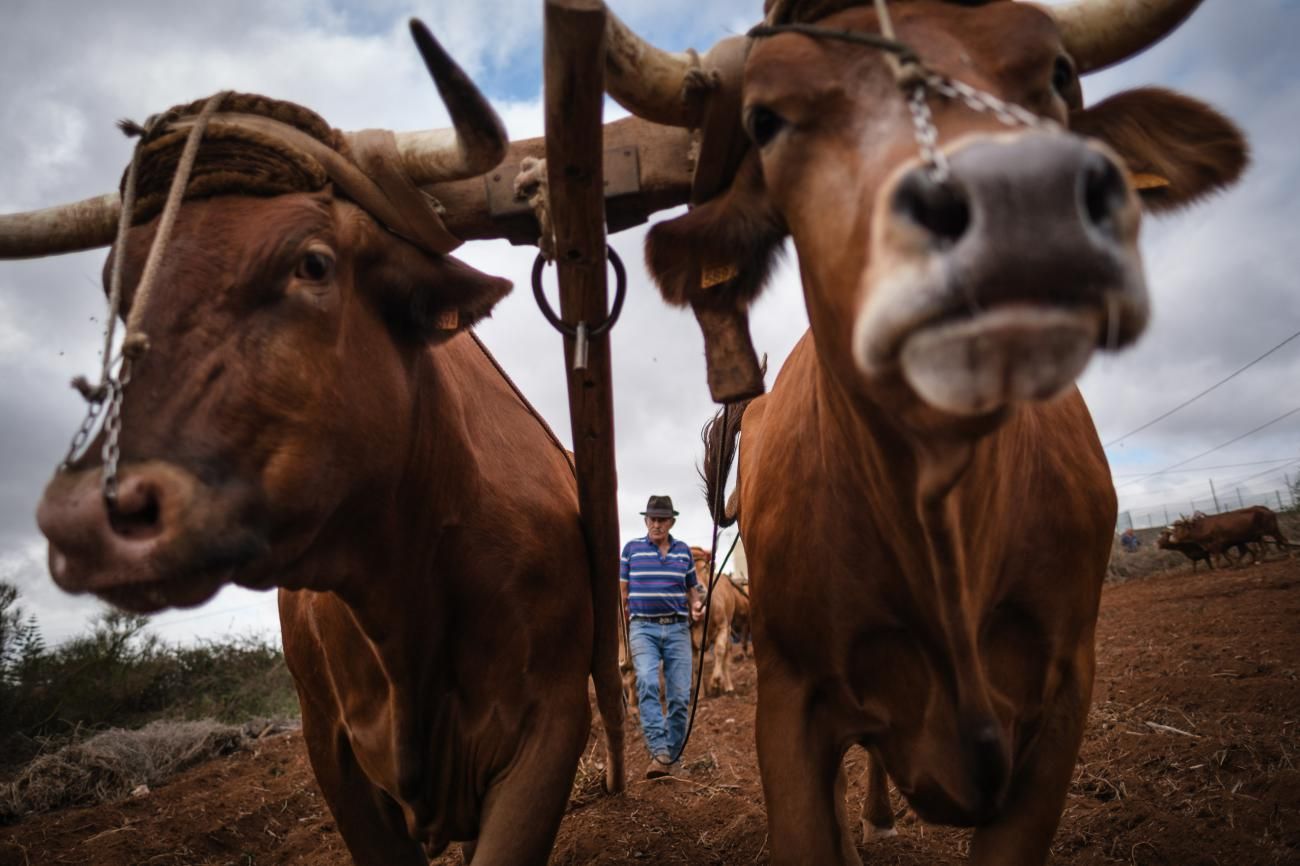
[620,535,699,618]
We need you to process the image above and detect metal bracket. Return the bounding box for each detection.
[485,146,641,217]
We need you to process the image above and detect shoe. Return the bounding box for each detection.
[645,754,673,779]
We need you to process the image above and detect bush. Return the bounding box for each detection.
[0,583,298,774]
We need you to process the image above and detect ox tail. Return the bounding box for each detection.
[700,396,752,528]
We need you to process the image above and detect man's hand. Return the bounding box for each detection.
[690,599,705,624]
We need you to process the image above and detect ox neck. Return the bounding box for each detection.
[812,356,1001,714]
[325,339,483,634]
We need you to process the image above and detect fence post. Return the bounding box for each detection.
[1209,479,1221,513]
[1237,487,1245,509]
[1277,490,1285,510]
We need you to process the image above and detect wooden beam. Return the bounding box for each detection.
[425,116,693,246]
[543,0,626,793]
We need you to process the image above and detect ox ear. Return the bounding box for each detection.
[1070,88,1248,214]
[364,237,512,343]
[645,151,787,310]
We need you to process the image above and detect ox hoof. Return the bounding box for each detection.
[862,821,898,841]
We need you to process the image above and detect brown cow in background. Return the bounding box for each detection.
[690,545,751,695]
[1170,506,1289,564]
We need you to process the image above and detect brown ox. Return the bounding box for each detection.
[1155,526,1257,570]
[1170,506,1289,564]
[605,1,1246,863]
[690,545,751,695]
[4,24,622,866]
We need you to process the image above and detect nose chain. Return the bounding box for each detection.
[61,91,228,505]
[750,0,1058,184]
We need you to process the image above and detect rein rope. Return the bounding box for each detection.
[63,91,231,503]
[655,402,737,767]
[749,0,1054,183]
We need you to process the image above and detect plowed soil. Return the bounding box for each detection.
[3,559,1297,865]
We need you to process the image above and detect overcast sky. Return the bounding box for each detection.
[1,0,1296,645]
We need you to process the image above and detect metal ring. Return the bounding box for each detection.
[531,246,627,338]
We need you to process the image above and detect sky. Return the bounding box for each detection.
[0,0,1296,645]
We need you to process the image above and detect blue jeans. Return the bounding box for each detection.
[629,618,693,758]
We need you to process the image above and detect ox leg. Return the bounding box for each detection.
[714,621,736,694]
[468,695,589,866]
[710,622,732,696]
[968,678,1091,866]
[301,717,427,866]
[859,750,897,841]
[757,673,861,866]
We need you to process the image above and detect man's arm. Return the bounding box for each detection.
[620,545,631,620]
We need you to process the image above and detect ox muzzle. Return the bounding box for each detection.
[37,462,269,612]
[853,130,1147,416]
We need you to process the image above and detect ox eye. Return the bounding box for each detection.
[1051,56,1076,96]
[745,105,787,148]
[296,250,335,282]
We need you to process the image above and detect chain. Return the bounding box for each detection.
[905,74,1055,182]
[907,84,950,183]
[61,396,105,469]
[100,360,133,504]
[927,75,1055,132]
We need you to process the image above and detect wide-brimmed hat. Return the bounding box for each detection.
[641,495,679,518]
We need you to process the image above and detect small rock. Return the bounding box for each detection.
[130,784,150,798]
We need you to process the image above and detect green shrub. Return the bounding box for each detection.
[0,583,298,773]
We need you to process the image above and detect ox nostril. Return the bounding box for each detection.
[893,168,970,247]
[1080,151,1127,239]
[969,723,1009,808]
[107,481,163,540]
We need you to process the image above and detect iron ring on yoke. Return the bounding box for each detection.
[531,246,627,338]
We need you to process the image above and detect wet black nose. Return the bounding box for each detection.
[892,168,971,247]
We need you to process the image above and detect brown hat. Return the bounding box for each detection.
[641,495,679,518]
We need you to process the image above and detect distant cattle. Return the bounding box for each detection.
[608,0,1248,862]
[15,24,623,866]
[1170,507,1289,565]
[690,546,751,696]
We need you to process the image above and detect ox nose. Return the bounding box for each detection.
[856,131,1148,416]
[38,462,199,596]
[889,133,1136,265]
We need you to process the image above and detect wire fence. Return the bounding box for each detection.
[1117,484,1298,531]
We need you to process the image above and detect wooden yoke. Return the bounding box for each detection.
[543,0,626,794]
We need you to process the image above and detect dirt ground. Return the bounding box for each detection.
[3,559,1297,866]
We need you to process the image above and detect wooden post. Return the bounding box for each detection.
[543,0,624,793]
[1209,478,1221,513]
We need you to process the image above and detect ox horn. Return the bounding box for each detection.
[604,9,707,128]
[1040,0,1204,75]
[381,19,509,185]
[0,193,121,260]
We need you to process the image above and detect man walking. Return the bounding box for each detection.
[621,495,703,778]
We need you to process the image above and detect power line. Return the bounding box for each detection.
[1119,459,1300,510]
[1102,328,1300,448]
[1115,405,1300,489]
[1111,457,1298,479]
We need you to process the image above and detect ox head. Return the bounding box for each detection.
[3,23,511,613]
[609,0,1246,424]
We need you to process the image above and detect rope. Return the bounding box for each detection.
[122,92,230,358]
[514,156,556,263]
[656,402,733,767]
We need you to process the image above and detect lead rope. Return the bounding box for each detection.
[63,91,231,505]
[653,402,735,768]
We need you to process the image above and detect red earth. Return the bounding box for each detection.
[3,559,1297,865]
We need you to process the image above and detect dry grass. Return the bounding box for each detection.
[0,718,294,822]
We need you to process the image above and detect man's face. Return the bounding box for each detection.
[645,516,674,543]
